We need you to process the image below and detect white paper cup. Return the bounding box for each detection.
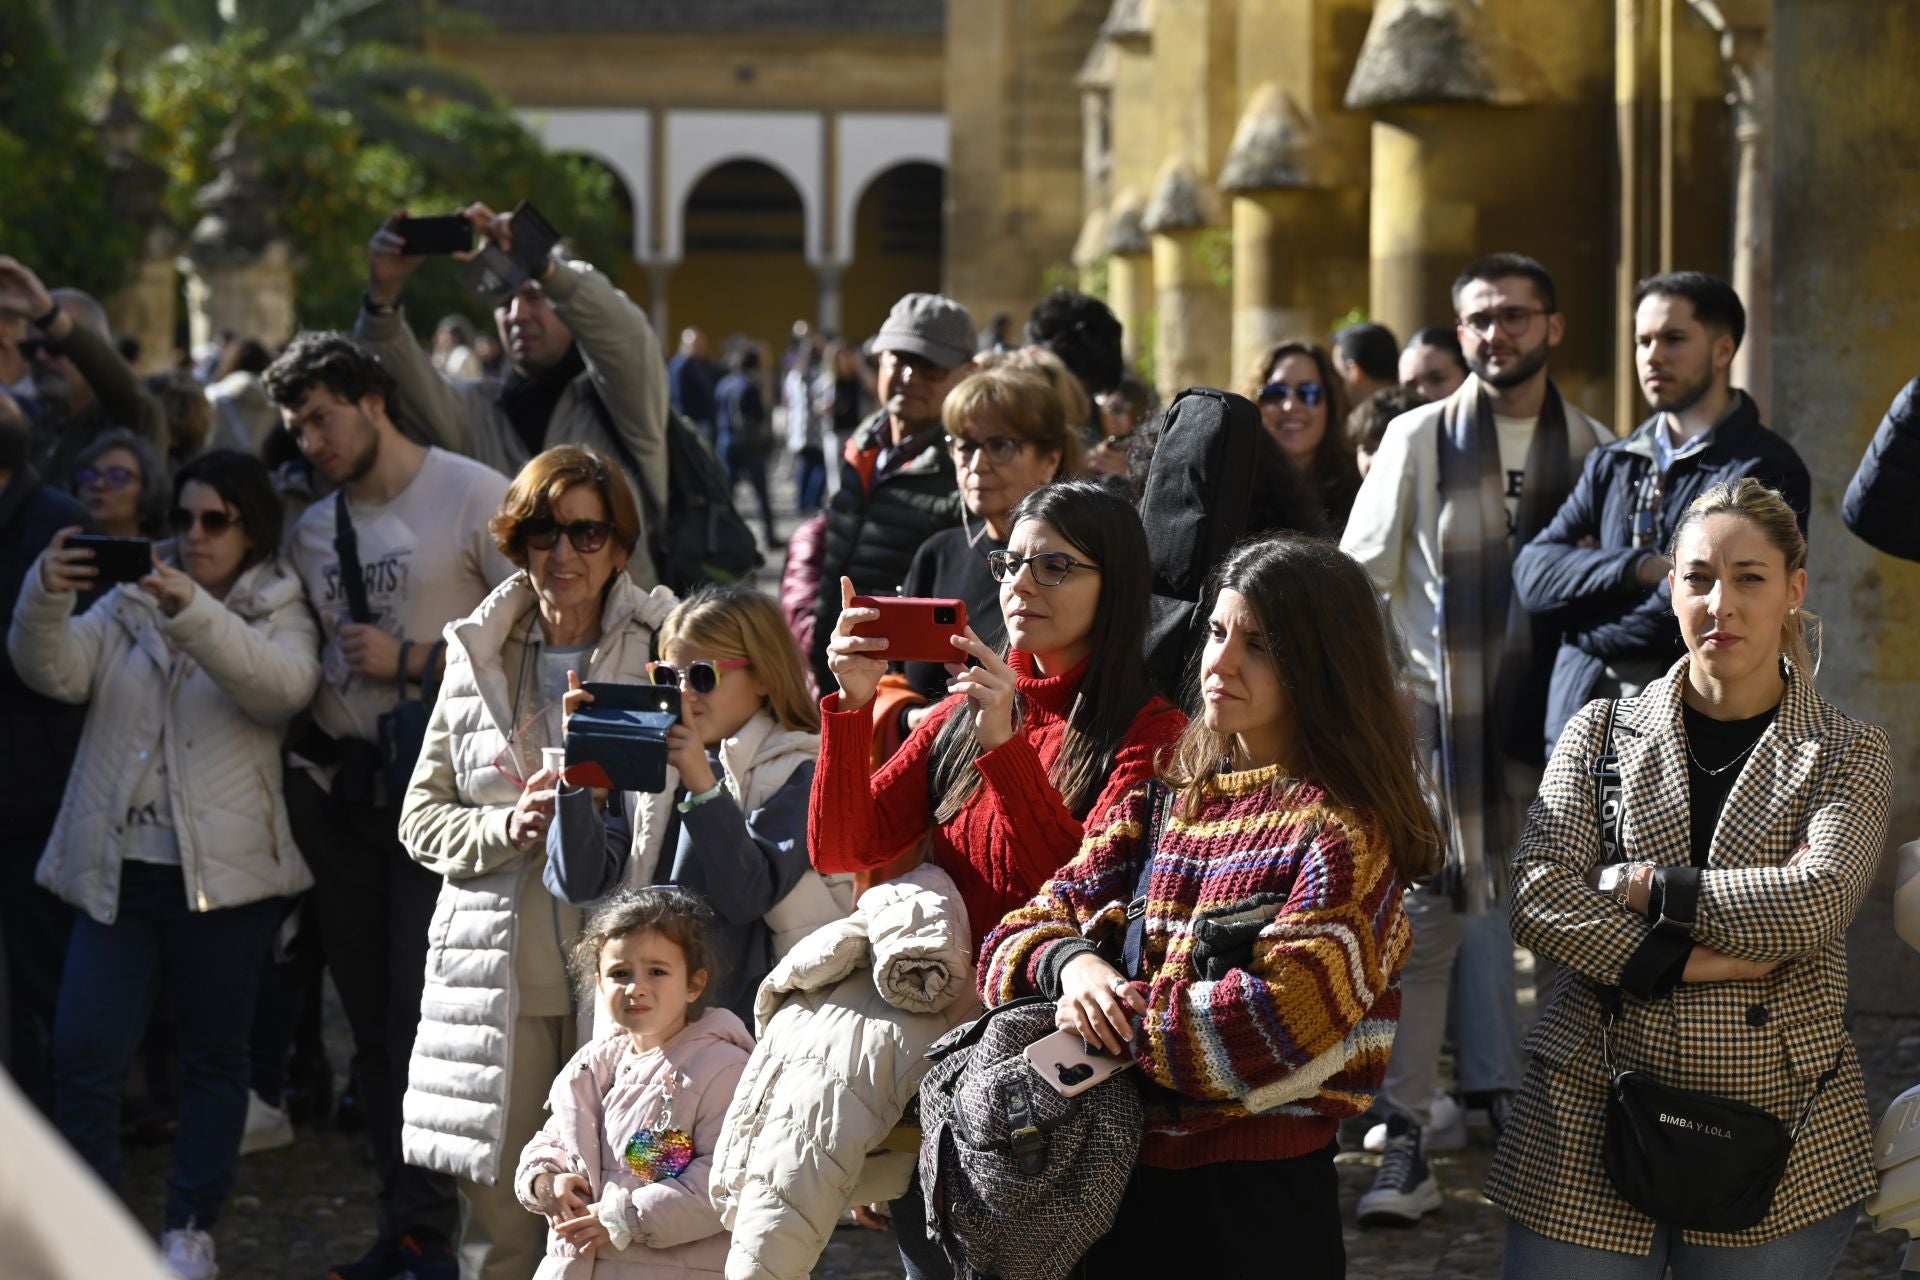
[540,746,567,780]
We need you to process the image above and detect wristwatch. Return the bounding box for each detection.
[1596,862,1639,909]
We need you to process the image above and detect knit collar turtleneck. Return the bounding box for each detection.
[1006,649,1089,716]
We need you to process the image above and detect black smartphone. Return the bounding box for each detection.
[67,534,152,586]
[396,214,474,256]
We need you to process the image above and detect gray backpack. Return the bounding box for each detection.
[914,785,1170,1280]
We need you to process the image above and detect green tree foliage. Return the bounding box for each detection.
[0,0,142,298]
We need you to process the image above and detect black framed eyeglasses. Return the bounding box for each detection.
[947,435,1032,465]
[985,549,1100,587]
[519,518,613,554]
[76,464,139,490]
[1257,380,1325,408]
[1458,305,1551,337]
[646,658,750,694]
[169,507,241,536]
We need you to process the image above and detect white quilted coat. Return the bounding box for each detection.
[710,865,983,1280]
[398,572,677,1187]
[6,552,320,923]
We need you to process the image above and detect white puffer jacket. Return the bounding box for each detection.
[710,864,982,1280]
[399,572,677,1186]
[6,552,320,923]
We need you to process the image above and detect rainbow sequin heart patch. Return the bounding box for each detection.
[624,1126,694,1184]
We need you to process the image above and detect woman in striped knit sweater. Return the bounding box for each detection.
[981,534,1440,1278]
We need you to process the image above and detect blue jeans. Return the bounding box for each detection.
[1447,903,1524,1094]
[1500,1205,1860,1279]
[721,438,777,542]
[793,445,828,513]
[52,861,281,1230]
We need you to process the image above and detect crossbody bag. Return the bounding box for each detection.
[1589,698,1842,1233]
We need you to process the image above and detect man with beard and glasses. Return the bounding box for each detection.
[356,204,668,586]
[263,332,515,1280]
[1341,253,1612,1227]
[1516,272,1808,757]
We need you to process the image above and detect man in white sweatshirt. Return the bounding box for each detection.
[1340,253,1610,1226]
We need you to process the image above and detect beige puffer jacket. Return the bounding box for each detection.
[710,864,982,1280]
[6,552,320,922]
[398,571,677,1186]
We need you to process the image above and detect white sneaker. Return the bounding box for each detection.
[160,1222,219,1280]
[239,1090,293,1156]
[1363,1091,1465,1153]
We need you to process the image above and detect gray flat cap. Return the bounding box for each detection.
[872,292,976,369]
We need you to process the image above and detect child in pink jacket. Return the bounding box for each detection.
[515,887,753,1278]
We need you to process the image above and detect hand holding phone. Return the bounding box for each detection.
[1023,1029,1136,1098]
[58,533,153,590]
[825,577,890,711]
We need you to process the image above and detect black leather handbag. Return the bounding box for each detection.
[1590,699,1840,1232]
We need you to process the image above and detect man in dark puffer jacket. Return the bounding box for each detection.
[809,293,973,690]
[1843,375,1920,563]
[1514,272,1810,757]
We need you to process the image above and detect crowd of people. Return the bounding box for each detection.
[0,196,1914,1280]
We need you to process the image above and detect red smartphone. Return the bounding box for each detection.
[849,596,969,664]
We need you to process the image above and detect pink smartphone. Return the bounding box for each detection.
[1023,1029,1135,1098]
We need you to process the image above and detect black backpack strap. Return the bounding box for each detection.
[333,489,372,625]
[1122,782,1171,981]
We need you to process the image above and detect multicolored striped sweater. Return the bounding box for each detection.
[980,766,1411,1169]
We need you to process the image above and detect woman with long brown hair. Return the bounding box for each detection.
[1243,340,1363,534]
[979,532,1439,1278]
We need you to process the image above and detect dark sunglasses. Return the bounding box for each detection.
[169,507,241,536]
[520,518,613,554]
[646,658,750,694]
[1257,380,1325,408]
[985,549,1100,587]
[76,464,139,490]
[19,338,51,361]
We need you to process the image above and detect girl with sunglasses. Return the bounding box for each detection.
[814,478,1186,1278]
[1243,340,1362,535]
[546,585,854,1022]
[11,450,318,1277]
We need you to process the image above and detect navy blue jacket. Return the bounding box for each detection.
[1513,392,1811,755]
[0,468,91,836]
[1843,376,1920,562]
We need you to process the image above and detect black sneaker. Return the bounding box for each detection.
[1357,1113,1442,1226]
[397,1226,457,1280]
[326,1238,400,1280]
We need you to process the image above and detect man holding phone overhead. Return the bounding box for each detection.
[355,202,670,586]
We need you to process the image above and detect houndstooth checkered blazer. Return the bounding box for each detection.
[1483,658,1891,1254]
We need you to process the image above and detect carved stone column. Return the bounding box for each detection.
[1104,190,1155,369]
[1143,158,1230,397]
[181,122,295,352]
[97,87,176,373]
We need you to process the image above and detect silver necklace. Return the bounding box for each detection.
[1684,733,1760,777]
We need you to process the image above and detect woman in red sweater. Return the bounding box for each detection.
[980,535,1441,1278]
[810,479,1185,947]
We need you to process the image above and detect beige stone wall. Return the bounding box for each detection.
[183,244,295,354]
[944,0,1110,329]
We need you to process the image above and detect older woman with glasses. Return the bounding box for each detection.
[1243,340,1362,535]
[896,362,1083,713]
[396,445,677,1280]
[70,427,169,539]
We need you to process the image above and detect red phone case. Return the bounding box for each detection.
[849,596,969,664]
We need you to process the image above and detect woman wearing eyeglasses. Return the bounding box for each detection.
[70,427,169,540]
[545,584,853,1022]
[896,363,1083,710]
[397,445,677,1280]
[9,450,320,1274]
[1243,340,1362,535]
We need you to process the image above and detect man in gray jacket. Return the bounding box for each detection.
[357,204,669,585]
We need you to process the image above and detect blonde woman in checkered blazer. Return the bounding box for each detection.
[1487,478,1891,1278]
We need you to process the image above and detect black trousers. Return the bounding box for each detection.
[1077,1143,1346,1278]
[0,828,73,1116]
[285,765,455,1242]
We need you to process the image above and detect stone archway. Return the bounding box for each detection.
[839,161,946,342]
[666,159,817,358]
